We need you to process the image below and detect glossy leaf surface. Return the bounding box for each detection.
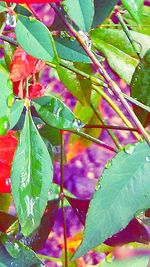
[121,0,143,25]
[73,142,150,258]
[54,37,91,63]
[9,100,24,129]
[90,29,150,84]
[63,0,94,32]
[15,16,54,62]
[33,96,84,130]
[131,49,150,126]
[11,111,53,236]
[21,199,60,251]
[0,233,44,266]
[0,66,12,118]
[92,0,118,28]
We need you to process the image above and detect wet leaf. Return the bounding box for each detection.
[131,49,150,126]
[0,66,12,118]
[0,233,44,266]
[57,63,92,106]
[15,16,54,62]
[121,0,143,25]
[11,111,53,236]
[63,0,94,32]
[4,42,15,71]
[90,28,150,84]
[92,0,118,28]
[9,100,24,129]
[33,96,84,130]
[54,37,91,63]
[21,199,60,251]
[73,142,150,259]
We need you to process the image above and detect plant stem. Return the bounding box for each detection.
[122,93,150,113]
[37,254,62,263]
[92,85,140,141]
[69,129,117,153]
[50,3,150,145]
[90,103,123,150]
[0,35,17,46]
[117,12,142,60]
[47,61,150,113]
[84,124,138,132]
[60,132,68,267]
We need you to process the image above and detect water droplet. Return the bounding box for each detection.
[29,16,36,22]
[105,160,112,169]
[70,36,75,42]
[63,4,68,12]
[0,116,9,136]
[5,13,16,27]
[145,192,150,198]
[7,79,13,89]
[6,178,11,186]
[7,93,14,108]
[124,144,135,155]
[73,118,84,129]
[146,156,150,162]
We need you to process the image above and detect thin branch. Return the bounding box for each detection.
[90,103,123,150]
[117,12,142,60]
[50,3,150,145]
[69,129,117,153]
[60,132,68,267]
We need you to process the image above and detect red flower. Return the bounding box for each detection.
[0,132,18,193]
[10,47,46,99]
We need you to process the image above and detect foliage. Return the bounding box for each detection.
[0,1,149,266]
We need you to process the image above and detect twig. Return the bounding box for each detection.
[60,132,68,267]
[50,3,150,145]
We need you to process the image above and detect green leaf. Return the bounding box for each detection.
[33,96,84,130]
[123,6,150,36]
[0,2,7,13]
[0,66,12,118]
[39,125,61,146]
[121,0,143,25]
[0,233,44,266]
[73,141,150,258]
[57,63,92,105]
[131,49,150,126]
[92,0,118,28]
[9,100,24,129]
[63,0,94,32]
[69,91,102,149]
[4,42,15,71]
[11,111,53,236]
[15,15,54,62]
[0,194,11,213]
[90,28,150,83]
[54,37,91,63]
[99,257,149,267]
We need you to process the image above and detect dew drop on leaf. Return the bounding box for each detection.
[7,93,15,108]
[29,16,36,22]
[7,79,13,89]
[145,156,150,162]
[124,144,135,155]
[105,160,112,169]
